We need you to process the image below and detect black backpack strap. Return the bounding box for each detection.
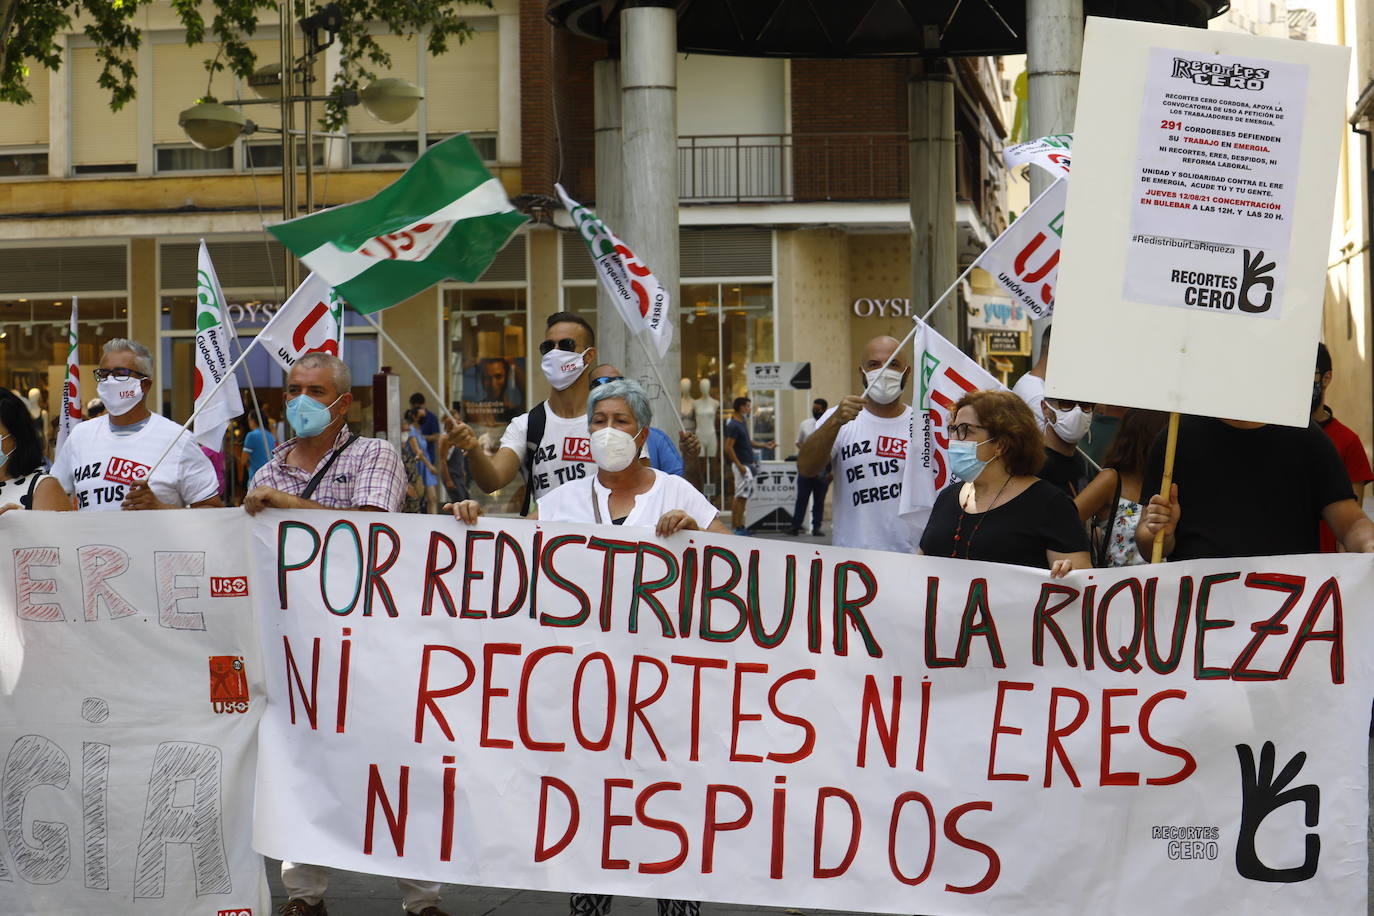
[520,403,547,517]
[302,434,359,501]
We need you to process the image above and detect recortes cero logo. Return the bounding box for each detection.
[1171,57,1270,91]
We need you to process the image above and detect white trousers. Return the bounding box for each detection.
[280,861,442,912]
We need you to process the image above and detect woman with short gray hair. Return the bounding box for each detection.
[448,378,727,536]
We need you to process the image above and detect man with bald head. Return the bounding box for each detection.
[797,335,919,552]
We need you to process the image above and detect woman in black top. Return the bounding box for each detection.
[919,390,1090,575]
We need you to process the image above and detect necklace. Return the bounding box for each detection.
[950,475,1012,559]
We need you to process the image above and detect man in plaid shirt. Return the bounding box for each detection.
[244,351,440,914]
[244,353,405,515]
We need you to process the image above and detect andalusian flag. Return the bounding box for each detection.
[55,298,80,456]
[268,134,527,314]
[193,242,244,450]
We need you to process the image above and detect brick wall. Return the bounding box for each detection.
[520,1,601,202]
[791,60,909,201]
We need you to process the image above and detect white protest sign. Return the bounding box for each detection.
[1048,17,1350,425]
[0,509,268,916]
[250,510,1374,915]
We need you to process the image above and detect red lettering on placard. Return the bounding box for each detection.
[210,576,249,598]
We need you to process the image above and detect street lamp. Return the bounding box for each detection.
[179,2,424,291]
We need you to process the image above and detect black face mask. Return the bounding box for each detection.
[1311,381,1324,414]
[812,408,823,419]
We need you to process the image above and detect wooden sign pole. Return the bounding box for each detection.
[1151,411,1180,563]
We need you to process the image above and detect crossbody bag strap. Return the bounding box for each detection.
[301,434,359,501]
[1094,468,1123,568]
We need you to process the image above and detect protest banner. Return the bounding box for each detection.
[1048,17,1351,426]
[250,509,1374,915]
[259,272,346,370]
[972,178,1066,320]
[0,509,268,916]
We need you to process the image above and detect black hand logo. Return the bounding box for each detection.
[1238,249,1276,313]
[1235,741,1320,882]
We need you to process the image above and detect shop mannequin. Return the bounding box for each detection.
[693,379,720,459]
[679,378,696,432]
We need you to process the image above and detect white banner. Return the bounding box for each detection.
[250,510,1374,915]
[1050,18,1350,426]
[193,242,245,450]
[258,272,346,371]
[0,509,268,916]
[556,184,673,357]
[973,178,1067,319]
[1002,134,1073,177]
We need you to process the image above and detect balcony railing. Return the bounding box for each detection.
[678,132,909,204]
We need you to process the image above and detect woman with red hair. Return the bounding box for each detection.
[919,389,1091,576]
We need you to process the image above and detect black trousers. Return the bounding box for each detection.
[791,474,829,532]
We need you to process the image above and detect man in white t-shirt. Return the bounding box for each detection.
[52,338,222,511]
[797,336,918,553]
[1011,324,1051,430]
[448,312,598,513]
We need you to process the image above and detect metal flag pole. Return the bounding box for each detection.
[630,331,687,435]
[860,259,980,399]
[357,312,459,428]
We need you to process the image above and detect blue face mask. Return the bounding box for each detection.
[947,439,992,482]
[286,394,343,438]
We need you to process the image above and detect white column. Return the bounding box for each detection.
[136,39,154,176]
[594,58,626,369]
[619,6,680,428]
[497,13,521,165]
[48,36,70,178]
[324,39,347,169]
[909,69,959,343]
[1026,0,1083,357]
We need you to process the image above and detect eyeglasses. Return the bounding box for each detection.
[1046,398,1096,412]
[94,368,148,381]
[538,338,579,356]
[589,375,622,390]
[947,423,990,441]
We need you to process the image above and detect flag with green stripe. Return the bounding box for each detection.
[268,134,528,314]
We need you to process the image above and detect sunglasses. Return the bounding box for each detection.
[538,338,580,356]
[589,375,622,390]
[1046,398,1096,412]
[94,368,149,381]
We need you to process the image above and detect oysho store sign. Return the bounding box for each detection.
[851,297,915,318]
[226,302,280,327]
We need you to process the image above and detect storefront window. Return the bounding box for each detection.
[444,287,527,513]
[0,295,127,417]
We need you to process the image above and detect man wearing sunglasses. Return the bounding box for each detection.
[447,312,599,514]
[52,338,223,511]
[1039,396,1095,497]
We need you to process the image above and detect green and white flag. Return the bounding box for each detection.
[268,134,528,314]
[194,241,244,450]
[555,183,673,357]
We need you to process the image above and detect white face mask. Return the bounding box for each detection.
[541,348,590,391]
[862,366,906,405]
[97,376,145,416]
[590,426,640,472]
[1049,405,1093,443]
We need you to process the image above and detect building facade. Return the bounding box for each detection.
[0,0,1011,510]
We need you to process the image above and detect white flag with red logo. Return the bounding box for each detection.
[55,298,80,456]
[972,177,1067,319]
[1002,133,1073,177]
[898,322,1005,533]
[555,183,673,358]
[193,241,244,450]
[257,273,346,371]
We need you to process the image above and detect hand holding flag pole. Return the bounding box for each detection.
[860,261,979,400]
